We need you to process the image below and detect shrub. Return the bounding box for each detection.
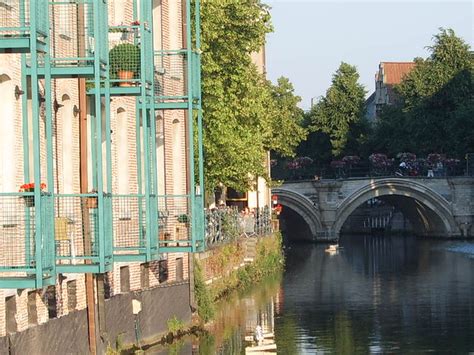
[109,43,141,77]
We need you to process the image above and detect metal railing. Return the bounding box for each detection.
[0,0,48,38]
[112,195,146,255]
[49,0,106,68]
[157,194,192,248]
[154,50,187,101]
[54,194,100,264]
[276,162,469,182]
[205,206,273,247]
[0,193,55,286]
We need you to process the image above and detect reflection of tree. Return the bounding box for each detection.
[198,332,215,355]
[334,312,355,354]
[199,274,282,353]
[275,314,299,355]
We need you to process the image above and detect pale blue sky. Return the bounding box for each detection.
[265,1,473,109]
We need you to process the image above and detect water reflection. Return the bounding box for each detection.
[278,235,474,353]
[148,235,474,354]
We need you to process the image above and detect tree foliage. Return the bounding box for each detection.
[199,1,305,192]
[263,77,307,157]
[308,62,368,157]
[371,28,473,157]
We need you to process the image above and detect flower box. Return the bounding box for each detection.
[19,183,46,208]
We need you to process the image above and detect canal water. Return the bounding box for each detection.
[150,235,474,354]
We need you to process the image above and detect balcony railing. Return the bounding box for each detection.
[205,207,273,247]
[157,194,194,252]
[0,193,55,288]
[54,194,101,266]
[112,194,147,256]
[154,50,187,102]
[49,0,108,70]
[0,0,48,39]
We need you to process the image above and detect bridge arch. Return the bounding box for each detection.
[334,178,458,238]
[272,188,322,239]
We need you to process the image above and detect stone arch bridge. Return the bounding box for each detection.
[273,177,474,241]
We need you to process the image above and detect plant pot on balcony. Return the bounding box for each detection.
[118,70,135,87]
[109,43,141,87]
[159,232,171,244]
[23,196,35,208]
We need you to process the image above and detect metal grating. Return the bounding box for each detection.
[54,195,99,264]
[0,194,36,269]
[109,26,141,86]
[0,0,47,37]
[154,51,187,100]
[157,195,191,245]
[112,195,146,253]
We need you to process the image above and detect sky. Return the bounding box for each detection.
[265,1,473,110]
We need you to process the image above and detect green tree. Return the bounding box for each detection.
[198,1,305,192]
[308,62,368,157]
[263,77,307,157]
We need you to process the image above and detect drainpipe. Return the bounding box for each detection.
[77,4,97,354]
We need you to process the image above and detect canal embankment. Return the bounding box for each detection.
[115,232,284,354]
[194,233,284,323]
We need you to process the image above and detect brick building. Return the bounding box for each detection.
[0,0,203,351]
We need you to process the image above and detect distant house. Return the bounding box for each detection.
[366,62,416,122]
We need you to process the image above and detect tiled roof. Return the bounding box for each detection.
[381,62,416,84]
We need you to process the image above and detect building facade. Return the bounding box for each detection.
[366,61,415,122]
[0,0,203,350]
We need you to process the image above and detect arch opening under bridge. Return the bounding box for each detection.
[272,188,322,242]
[335,179,458,238]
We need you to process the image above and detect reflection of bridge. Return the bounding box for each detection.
[273,177,474,241]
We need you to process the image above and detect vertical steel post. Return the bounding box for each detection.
[92,0,105,274]
[43,5,56,279]
[29,0,44,287]
[195,0,205,248]
[21,53,32,265]
[184,0,196,251]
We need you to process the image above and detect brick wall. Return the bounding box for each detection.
[0,0,195,341]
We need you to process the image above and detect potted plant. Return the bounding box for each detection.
[19,182,46,207]
[177,214,189,225]
[109,43,141,87]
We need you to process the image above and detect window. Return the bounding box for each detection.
[27,291,38,325]
[175,257,183,282]
[120,266,130,293]
[140,263,150,289]
[67,280,77,312]
[5,296,17,333]
[158,260,168,284]
[46,287,57,319]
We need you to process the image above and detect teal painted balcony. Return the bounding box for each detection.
[20,0,108,77]
[49,0,107,77]
[0,193,55,289]
[86,23,154,96]
[111,194,205,261]
[153,50,202,110]
[0,0,48,52]
[54,194,113,274]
